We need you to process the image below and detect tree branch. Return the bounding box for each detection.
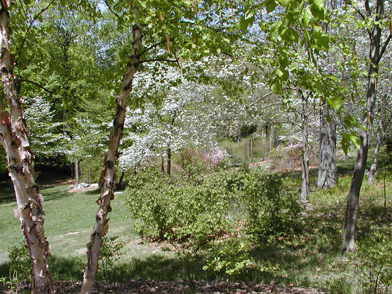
[103,0,122,23]
[139,58,179,64]
[22,79,55,95]
[353,7,366,20]
[137,41,167,57]
[15,0,56,66]
[378,34,392,63]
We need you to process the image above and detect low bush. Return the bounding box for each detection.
[126,167,302,284]
[0,243,31,292]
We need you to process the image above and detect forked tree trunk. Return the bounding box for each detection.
[0,2,53,293]
[317,99,338,188]
[81,24,142,294]
[343,0,390,252]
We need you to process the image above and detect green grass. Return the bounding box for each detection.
[1,166,392,293]
[0,182,173,281]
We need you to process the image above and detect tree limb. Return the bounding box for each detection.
[15,0,56,66]
[22,79,55,95]
[378,34,392,63]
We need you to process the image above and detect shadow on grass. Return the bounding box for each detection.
[0,181,15,205]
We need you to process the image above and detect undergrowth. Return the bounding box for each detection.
[1,162,391,293]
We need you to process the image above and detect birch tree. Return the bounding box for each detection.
[0,0,54,292]
[81,1,238,292]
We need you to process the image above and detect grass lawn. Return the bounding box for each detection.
[0,181,172,277]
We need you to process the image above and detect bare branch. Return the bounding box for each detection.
[378,34,392,62]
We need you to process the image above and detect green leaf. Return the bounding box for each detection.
[278,0,290,5]
[325,97,343,111]
[313,0,324,9]
[303,7,312,26]
[326,75,339,82]
[342,133,361,154]
[344,114,357,128]
[266,0,277,13]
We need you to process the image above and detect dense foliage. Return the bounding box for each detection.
[126,167,302,245]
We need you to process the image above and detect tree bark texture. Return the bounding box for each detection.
[368,128,382,185]
[300,97,309,203]
[317,100,338,188]
[81,24,142,294]
[343,0,390,252]
[0,2,54,293]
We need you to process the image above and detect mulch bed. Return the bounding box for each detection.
[2,280,328,293]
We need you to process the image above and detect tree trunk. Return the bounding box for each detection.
[317,100,338,188]
[368,129,382,185]
[161,153,165,174]
[118,170,125,188]
[0,3,53,293]
[343,0,390,252]
[300,97,309,203]
[167,145,171,176]
[75,159,79,184]
[81,24,142,294]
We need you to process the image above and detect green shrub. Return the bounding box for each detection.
[97,236,125,282]
[177,147,210,181]
[243,173,302,243]
[126,169,235,241]
[126,168,302,245]
[0,243,31,292]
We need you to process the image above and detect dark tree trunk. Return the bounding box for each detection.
[317,100,338,188]
[343,0,390,252]
[161,153,165,174]
[118,170,125,188]
[368,129,382,185]
[167,146,171,176]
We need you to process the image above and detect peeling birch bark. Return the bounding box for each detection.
[81,24,142,294]
[0,1,53,293]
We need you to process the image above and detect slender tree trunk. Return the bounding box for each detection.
[75,159,79,184]
[368,129,382,185]
[0,2,53,293]
[161,153,165,174]
[118,170,125,188]
[81,24,142,294]
[167,145,171,176]
[300,97,309,203]
[317,100,338,188]
[343,0,390,252]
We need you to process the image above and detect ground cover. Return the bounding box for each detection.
[0,162,391,293]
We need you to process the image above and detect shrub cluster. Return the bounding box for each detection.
[126,168,302,244]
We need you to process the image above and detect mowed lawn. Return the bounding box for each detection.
[0,181,157,263]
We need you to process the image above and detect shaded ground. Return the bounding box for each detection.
[1,280,328,293]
